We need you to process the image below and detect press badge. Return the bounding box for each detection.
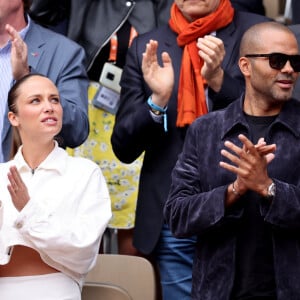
[92,63,123,114]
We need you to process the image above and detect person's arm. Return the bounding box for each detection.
[197,35,225,93]
[260,179,300,229]
[14,166,111,274]
[197,34,245,110]
[6,24,30,80]
[111,37,173,163]
[220,134,275,193]
[49,41,89,148]
[27,42,90,148]
[220,135,276,206]
[164,120,243,238]
[219,134,300,229]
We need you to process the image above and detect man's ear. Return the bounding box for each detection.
[8,111,19,127]
[238,57,251,77]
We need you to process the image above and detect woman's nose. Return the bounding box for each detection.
[44,101,54,112]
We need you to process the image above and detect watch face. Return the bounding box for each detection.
[268,183,276,197]
[150,108,162,115]
[153,110,162,115]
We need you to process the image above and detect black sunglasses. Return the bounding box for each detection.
[245,52,300,72]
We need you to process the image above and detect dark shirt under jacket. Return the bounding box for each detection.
[165,96,300,300]
[231,114,277,300]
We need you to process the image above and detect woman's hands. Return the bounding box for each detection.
[7,166,30,211]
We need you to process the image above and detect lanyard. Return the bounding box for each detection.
[108,27,138,62]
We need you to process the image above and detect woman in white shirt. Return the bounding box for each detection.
[0,73,112,299]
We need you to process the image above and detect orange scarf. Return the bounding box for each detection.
[169,0,234,127]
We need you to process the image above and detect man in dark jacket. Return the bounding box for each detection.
[165,21,300,300]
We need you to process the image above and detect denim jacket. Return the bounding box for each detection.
[165,96,300,299]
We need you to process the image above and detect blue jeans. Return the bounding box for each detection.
[154,224,197,300]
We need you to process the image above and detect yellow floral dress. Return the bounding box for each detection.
[68,82,143,229]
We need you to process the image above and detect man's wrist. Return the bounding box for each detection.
[14,65,31,81]
[204,68,224,93]
[147,96,168,132]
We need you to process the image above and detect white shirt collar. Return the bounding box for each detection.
[13,141,67,175]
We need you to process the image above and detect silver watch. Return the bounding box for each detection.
[267,182,276,198]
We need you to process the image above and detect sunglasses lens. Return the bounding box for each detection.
[269,53,300,72]
[269,53,287,70]
[290,56,300,72]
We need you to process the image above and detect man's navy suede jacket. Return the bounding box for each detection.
[165,95,300,300]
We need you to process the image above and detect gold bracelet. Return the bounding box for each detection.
[232,181,241,197]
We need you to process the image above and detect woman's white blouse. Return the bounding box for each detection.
[0,142,112,287]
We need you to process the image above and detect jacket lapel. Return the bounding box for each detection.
[25,23,46,71]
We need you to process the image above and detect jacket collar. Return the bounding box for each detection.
[24,19,46,71]
[13,141,67,175]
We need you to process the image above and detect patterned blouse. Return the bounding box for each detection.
[68,82,143,229]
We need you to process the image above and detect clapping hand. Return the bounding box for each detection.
[220,134,276,196]
[7,166,30,211]
[6,24,30,81]
[141,39,174,108]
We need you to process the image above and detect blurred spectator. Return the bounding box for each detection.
[0,0,89,162]
[68,0,173,257]
[31,0,172,262]
[65,0,173,80]
[111,0,270,298]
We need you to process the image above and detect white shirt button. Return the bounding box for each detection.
[15,221,23,229]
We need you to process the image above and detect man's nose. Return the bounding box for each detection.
[281,59,295,73]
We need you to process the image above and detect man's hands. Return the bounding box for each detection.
[220,134,276,205]
[197,35,225,92]
[7,166,30,211]
[141,36,224,107]
[6,24,30,81]
[141,39,174,108]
